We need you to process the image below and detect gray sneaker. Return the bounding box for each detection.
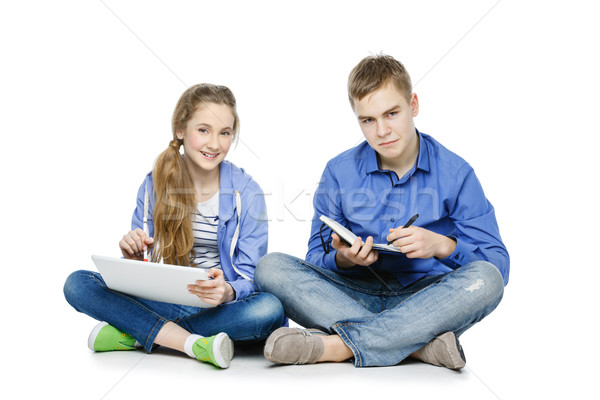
[264,327,326,364]
[416,332,466,370]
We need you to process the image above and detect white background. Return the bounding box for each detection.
[1,1,598,399]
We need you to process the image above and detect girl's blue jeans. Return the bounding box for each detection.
[64,270,285,353]
[255,252,504,367]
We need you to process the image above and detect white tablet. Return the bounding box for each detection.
[91,255,216,308]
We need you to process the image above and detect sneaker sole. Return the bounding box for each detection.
[212,332,234,369]
[88,321,109,351]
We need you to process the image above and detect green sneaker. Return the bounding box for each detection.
[192,332,234,368]
[88,322,138,352]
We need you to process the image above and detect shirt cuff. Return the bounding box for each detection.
[323,249,340,271]
[227,279,253,302]
[437,237,477,269]
[322,249,365,276]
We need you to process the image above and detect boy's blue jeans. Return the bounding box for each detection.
[255,252,504,367]
[64,270,285,353]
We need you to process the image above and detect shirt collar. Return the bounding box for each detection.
[365,129,430,175]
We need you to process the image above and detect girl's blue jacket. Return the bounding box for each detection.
[130,160,269,302]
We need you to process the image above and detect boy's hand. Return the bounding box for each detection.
[187,268,235,306]
[387,226,455,259]
[119,228,155,260]
[332,233,379,269]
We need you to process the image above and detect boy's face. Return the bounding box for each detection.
[353,83,419,168]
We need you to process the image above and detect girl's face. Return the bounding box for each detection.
[176,102,234,175]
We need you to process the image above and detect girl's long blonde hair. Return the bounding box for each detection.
[152,84,239,266]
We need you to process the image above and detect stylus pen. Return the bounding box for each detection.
[143,183,150,262]
[388,213,419,245]
[143,222,149,262]
[143,243,148,262]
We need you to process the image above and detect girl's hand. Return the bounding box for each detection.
[187,268,235,306]
[332,233,379,269]
[119,228,155,260]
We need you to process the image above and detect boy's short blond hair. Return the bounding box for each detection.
[348,54,413,108]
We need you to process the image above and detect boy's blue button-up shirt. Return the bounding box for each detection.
[306,130,509,286]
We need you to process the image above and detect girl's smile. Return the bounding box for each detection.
[200,151,220,160]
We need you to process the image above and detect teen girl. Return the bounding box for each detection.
[64,84,285,368]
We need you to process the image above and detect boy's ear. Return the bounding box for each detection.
[411,93,420,117]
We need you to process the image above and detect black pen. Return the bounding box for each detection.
[388,214,419,245]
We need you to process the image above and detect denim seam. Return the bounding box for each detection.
[298,260,387,296]
[144,317,169,352]
[396,269,454,306]
[100,290,168,352]
[177,292,259,324]
[331,323,363,367]
[332,263,495,367]
[179,306,216,320]
[87,271,170,352]
[229,332,263,342]
[92,275,168,322]
[329,271,457,367]
[177,293,271,342]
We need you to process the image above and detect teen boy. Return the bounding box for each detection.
[255,54,509,369]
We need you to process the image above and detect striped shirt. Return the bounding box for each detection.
[192,191,221,270]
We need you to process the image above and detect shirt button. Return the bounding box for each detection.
[391,218,395,222]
